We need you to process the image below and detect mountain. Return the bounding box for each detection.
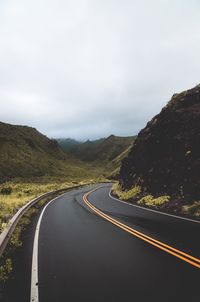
[0,122,70,181]
[119,84,200,205]
[57,135,135,164]
[0,122,103,182]
[56,138,81,153]
[0,121,134,183]
[110,144,133,179]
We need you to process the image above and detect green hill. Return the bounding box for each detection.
[110,144,133,179]
[0,122,104,182]
[56,138,81,152]
[0,121,135,183]
[57,135,135,164]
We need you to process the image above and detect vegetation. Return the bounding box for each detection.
[137,195,170,207]
[0,177,110,282]
[0,177,108,235]
[110,145,133,179]
[57,135,135,180]
[112,182,170,207]
[0,193,56,281]
[0,122,136,281]
[182,201,200,217]
[0,122,107,182]
[56,138,81,152]
[0,122,115,239]
[119,84,200,212]
[57,135,135,164]
[0,259,12,281]
[112,182,141,200]
[0,122,135,187]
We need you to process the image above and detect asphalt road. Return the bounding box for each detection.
[2,184,200,302]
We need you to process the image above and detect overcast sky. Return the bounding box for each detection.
[0,0,200,140]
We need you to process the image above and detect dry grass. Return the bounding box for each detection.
[0,177,108,233]
[0,259,12,281]
[0,176,109,281]
[112,182,141,200]
[137,195,170,206]
[111,182,170,207]
[182,201,200,217]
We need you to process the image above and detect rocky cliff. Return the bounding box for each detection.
[120,84,200,202]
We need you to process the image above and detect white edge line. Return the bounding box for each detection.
[108,188,200,225]
[30,193,66,302]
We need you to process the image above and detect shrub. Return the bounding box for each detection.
[112,182,141,200]
[1,187,12,195]
[182,201,200,217]
[0,259,13,281]
[138,195,170,206]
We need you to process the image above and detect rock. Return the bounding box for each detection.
[120,84,200,201]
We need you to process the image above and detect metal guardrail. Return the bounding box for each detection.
[0,186,81,257]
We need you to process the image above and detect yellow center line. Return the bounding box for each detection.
[83,189,200,269]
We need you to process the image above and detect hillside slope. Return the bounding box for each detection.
[56,138,81,152]
[0,122,70,181]
[120,84,200,206]
[58,135,135,163]
[0,122,104,182]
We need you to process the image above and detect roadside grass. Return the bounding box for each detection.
[0,206,38,282]
[182,201,200,217]
[0,195,51,282]
[111,182,141,200]
[0,258,12,281]
[137,195,170,206]
[111,182,170,206]
[112,183,200,219]
[0,176,108,234]
[0,176,109,282]
[0,192,62,282]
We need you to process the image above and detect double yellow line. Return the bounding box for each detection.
[83,190,200,269]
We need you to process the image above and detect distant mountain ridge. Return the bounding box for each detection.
[0,121,135,182]
[0,122,106,182]
[57,135,135,164]
[56,138,81,153]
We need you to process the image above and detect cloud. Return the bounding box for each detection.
[0,0,200,139]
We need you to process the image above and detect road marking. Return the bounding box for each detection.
[108,189,200,224]
[30,193,66,302]
[83,189,200,269]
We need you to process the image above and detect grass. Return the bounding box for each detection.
[137,195,170,206]
[0,176,108,234]
[0,176,109,282]
[58,135,135,163]
[0,195,49,282]
[182,201,200,217]
[0,121,109,182]
[0,259,12,281]
[112,182,170,206]
[112,182,141,200]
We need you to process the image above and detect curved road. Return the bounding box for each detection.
[2,184,200,301]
